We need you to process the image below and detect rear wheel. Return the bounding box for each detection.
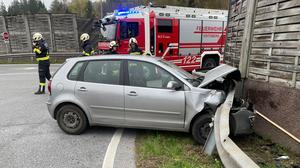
[191,114,213,145]
[56,105,88,135]
[202,58,218,69]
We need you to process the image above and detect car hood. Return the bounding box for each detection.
[199,64,241,88]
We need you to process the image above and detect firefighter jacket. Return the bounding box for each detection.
[82,40,94,56]
[33,40,49,61]
[129,47,143,55]
[107,49,118,54]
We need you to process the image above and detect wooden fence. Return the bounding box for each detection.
[0,14,80,54]
[225,0,300,153]
[225,0,300,89]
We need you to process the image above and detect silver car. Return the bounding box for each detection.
[47,55,240,144]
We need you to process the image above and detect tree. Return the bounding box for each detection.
[7,0,48,15]
[50,0,68,13]
[86,0,93,18]
[0,1,7,16]
[37,0,47,13]
[7,0,21,15]
[68,0,88,17]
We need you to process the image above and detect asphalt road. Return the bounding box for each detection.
[0,64,135,168]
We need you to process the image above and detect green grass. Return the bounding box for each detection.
[136,130,222,168]
[136,131,300,168]
[233,134,300,168]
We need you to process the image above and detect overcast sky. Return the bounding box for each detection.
[2,0,99,9]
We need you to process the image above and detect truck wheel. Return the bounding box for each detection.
[56,105,88,135]
[191,114,212,145]
[202,58,218,69]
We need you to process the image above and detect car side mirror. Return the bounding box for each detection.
[167,81,181,90]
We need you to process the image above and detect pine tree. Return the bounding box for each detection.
[7,0,21,15]
[50,0,61,13]
[7,0,48,15]
[0,1,7,16]
[37,0,47,13]
[86,0,93,18]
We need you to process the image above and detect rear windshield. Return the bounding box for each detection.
[52,62,67,78]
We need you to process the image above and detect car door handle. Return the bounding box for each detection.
[78,87,87,92]
[127,91,137,96]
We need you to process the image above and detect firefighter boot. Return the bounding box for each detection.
[34,86,45,95]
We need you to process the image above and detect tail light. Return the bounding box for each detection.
[48,80,52,95]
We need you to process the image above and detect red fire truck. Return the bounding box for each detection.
[96,5,228,71]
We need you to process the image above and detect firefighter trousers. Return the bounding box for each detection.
[38,60,51,86]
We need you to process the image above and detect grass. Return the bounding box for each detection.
[136,131,300,168]
[233,134,300,168]
[136,130,222,168]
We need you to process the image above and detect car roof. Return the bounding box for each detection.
[67,55,162,63]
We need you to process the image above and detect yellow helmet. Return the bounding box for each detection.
[80,33,90,42]
[32,33,43,41]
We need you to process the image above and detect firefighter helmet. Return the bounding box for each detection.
[80,33,90,42]
[109,41,117,48]
[129,37,137,45]
[32,33,43,41]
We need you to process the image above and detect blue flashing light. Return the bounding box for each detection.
[115,10,140,16]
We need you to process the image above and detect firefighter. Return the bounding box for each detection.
[129,38,143,55]
[108,41,118,54]
[80,33,94,56]
[32,33,51,95]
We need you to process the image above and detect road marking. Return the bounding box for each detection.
[102,128,124,168]
[0,72,34,76]
[24,67,36,70]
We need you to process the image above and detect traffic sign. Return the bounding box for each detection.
[2,32,9,41]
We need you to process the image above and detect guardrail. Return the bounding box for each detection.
[213,88,259,168]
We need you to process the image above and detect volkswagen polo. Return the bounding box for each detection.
[47,55,241,144]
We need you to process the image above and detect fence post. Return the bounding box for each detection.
[23,15,32,53]
[72,15,79,52]
[237,0,257,98]
[48,14,56,52]
[239,0,257,79]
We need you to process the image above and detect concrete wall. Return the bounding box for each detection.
[225,0,300,153]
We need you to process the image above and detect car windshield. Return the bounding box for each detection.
[158,60,203,87]
[101,23,117,41]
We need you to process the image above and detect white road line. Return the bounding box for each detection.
[0,72,34,76]
[24,67,36,70]
[102,128,124,168]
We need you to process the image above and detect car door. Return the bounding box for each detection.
[124,60,185,128]
[75,60,124,124]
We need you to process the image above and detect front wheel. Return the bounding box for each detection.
[56,105,88,135]
[191,114,213,145]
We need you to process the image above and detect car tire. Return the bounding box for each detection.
[56,105,88,135]
[191,114,213,145]
[202,58,218,69]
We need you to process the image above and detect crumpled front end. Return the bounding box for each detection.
[185,64,241,130]
[185,88,226,129]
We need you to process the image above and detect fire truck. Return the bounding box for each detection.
[96,5,228,71]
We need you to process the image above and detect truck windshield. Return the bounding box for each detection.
[101,23,117,41]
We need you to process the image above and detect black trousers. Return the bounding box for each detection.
[38,60,51,86]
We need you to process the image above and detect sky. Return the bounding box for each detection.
[2,0,99,9]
